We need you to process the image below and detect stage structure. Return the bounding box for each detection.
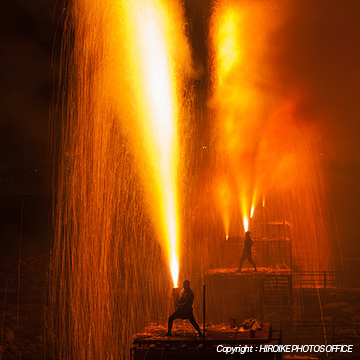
[131,323,281,360]
[221,221,292,269]
[206,220,293,324]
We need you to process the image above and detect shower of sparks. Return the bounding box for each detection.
[122,0,191,287]
[210,0,333,274]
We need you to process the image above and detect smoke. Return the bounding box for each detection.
[265,0,360,258]
[207,0,360,166]
[267,0,360,161]
[206,0,360,269]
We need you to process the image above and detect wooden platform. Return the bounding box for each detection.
[205,268,293,323]
[131,322,281,360]
[133,322,272,344]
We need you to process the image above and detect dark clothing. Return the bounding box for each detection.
[239,234,257,270]
[244,235,254,250]
[176,288,194,317]
[168,308,201,334]
[239,249,257,269]
[167,288,201,335]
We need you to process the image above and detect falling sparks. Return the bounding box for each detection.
[210,0,333,273]
[50,0,192,358]
[210,1,260,231]
[216,179,231,237]
[49,1,338,359]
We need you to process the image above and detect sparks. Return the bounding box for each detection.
[124,0,189,288]
[243,216,249,232]
[171,255,179,288]
[250,205,255,218]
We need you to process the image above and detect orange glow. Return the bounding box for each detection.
[240,195,250,230]
[211,2,263,227]
[250,189,257,218]
[250,205,255,218]
[216,9,242,77]
[50,1,337,358]
[210,1,332,276]
[243,216,249,232]
[50,0,193,357]
[171,255,179,288]
[217,180,231,238]
[121,0,191,288]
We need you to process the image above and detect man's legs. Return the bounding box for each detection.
[188,313,202,336]
[238,252,247,271]
[247,253,257,271]
[167,311,179,336]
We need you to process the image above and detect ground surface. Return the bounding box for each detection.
[0,251,48,360]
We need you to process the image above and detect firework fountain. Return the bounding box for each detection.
[50,0,193,358]
[208,0,334,271]
[50,0,339,358]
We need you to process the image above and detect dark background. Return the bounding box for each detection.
[1,1,57,256]
[1,0,360,270]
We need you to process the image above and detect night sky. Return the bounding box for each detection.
[1,0,360,262]
[1,1,56,170]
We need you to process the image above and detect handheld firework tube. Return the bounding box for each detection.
[172,287,180,311]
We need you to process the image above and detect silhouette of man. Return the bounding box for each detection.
[166,280,202,337]
[237,231,257,271]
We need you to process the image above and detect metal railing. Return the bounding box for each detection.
[293,271,346,289]
[273,319,359,345]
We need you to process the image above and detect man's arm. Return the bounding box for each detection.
[247,235,254,247]
[177,291,193,308]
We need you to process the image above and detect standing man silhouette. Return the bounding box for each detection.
[237,231,257,271]
[166,280,202,337]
